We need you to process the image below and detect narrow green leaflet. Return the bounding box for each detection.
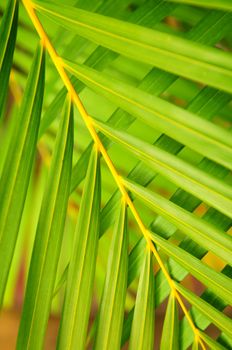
[199,331,227,350]
[175,282,232,339]
[129,250,155,350]
[167,0,232,11]
[160,293,179,350]
[64,60,232,170]
[42,10,232,195]
[123,178,232,265]
[128,237,147,287]
[53,264,68,298]
[57,146,101,350]
[68,10,232,250]
[121,308,134,347]
[39,0,176,137]
[93,119,232,218]
[0,0,17,68]
[0,43,44,306]
[94,200,128,350]
[162,228,231,348]
[54,210,144,304]
[192,339,199,350]
[99,88,230,251]
[149,232,232,305]
[16,95,74,350]
[218,333,232,350]
[0,0,18,120]
[34,0,232,93]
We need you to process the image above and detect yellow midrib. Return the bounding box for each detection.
[22,0,206,349]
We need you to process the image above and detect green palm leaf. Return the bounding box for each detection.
[160,293,179,350]
[64,59,232,170]
[175,282,232,338]
[0,0,232,349]
[17,95,73,350]
[57,146,101,350]
[166,0,232,11]
[129,249,155,350]
[123,177,232,265]
[93,119,232,218]
[0,0,18,120]
[149,231,232,304]
[199,331,227,350]
[94,200,128,350]
[34,0,232,93]
[0,43,44,306]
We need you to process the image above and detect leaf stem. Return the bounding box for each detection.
[22,0,206,348]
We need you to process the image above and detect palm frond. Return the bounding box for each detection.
[0,0,231,349]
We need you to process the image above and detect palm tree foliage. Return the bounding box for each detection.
[0,0,232,349]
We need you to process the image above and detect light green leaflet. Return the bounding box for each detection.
[218,334,232,350]
[54,207,144,306]
[160,293,179,350]
[128,238,147,287]
[149,231,232,305]
[192,339,199,350]
[129,250,155,350]
[0,43,44,307]
[57,146,101,350]
[39,0,176,137]
[123,178,232,265]
[0,0,17,67]
[94,200,128,350]
[42,10,232,195]
[0,0,18,120]
[34,0,232,93]
[53,264,68,298]
[175,282,232,339]
[199,331,227,350]
[93,119,232,219]
[166,0,232,11]
[63,59,232,170]
[16,95,74,350]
